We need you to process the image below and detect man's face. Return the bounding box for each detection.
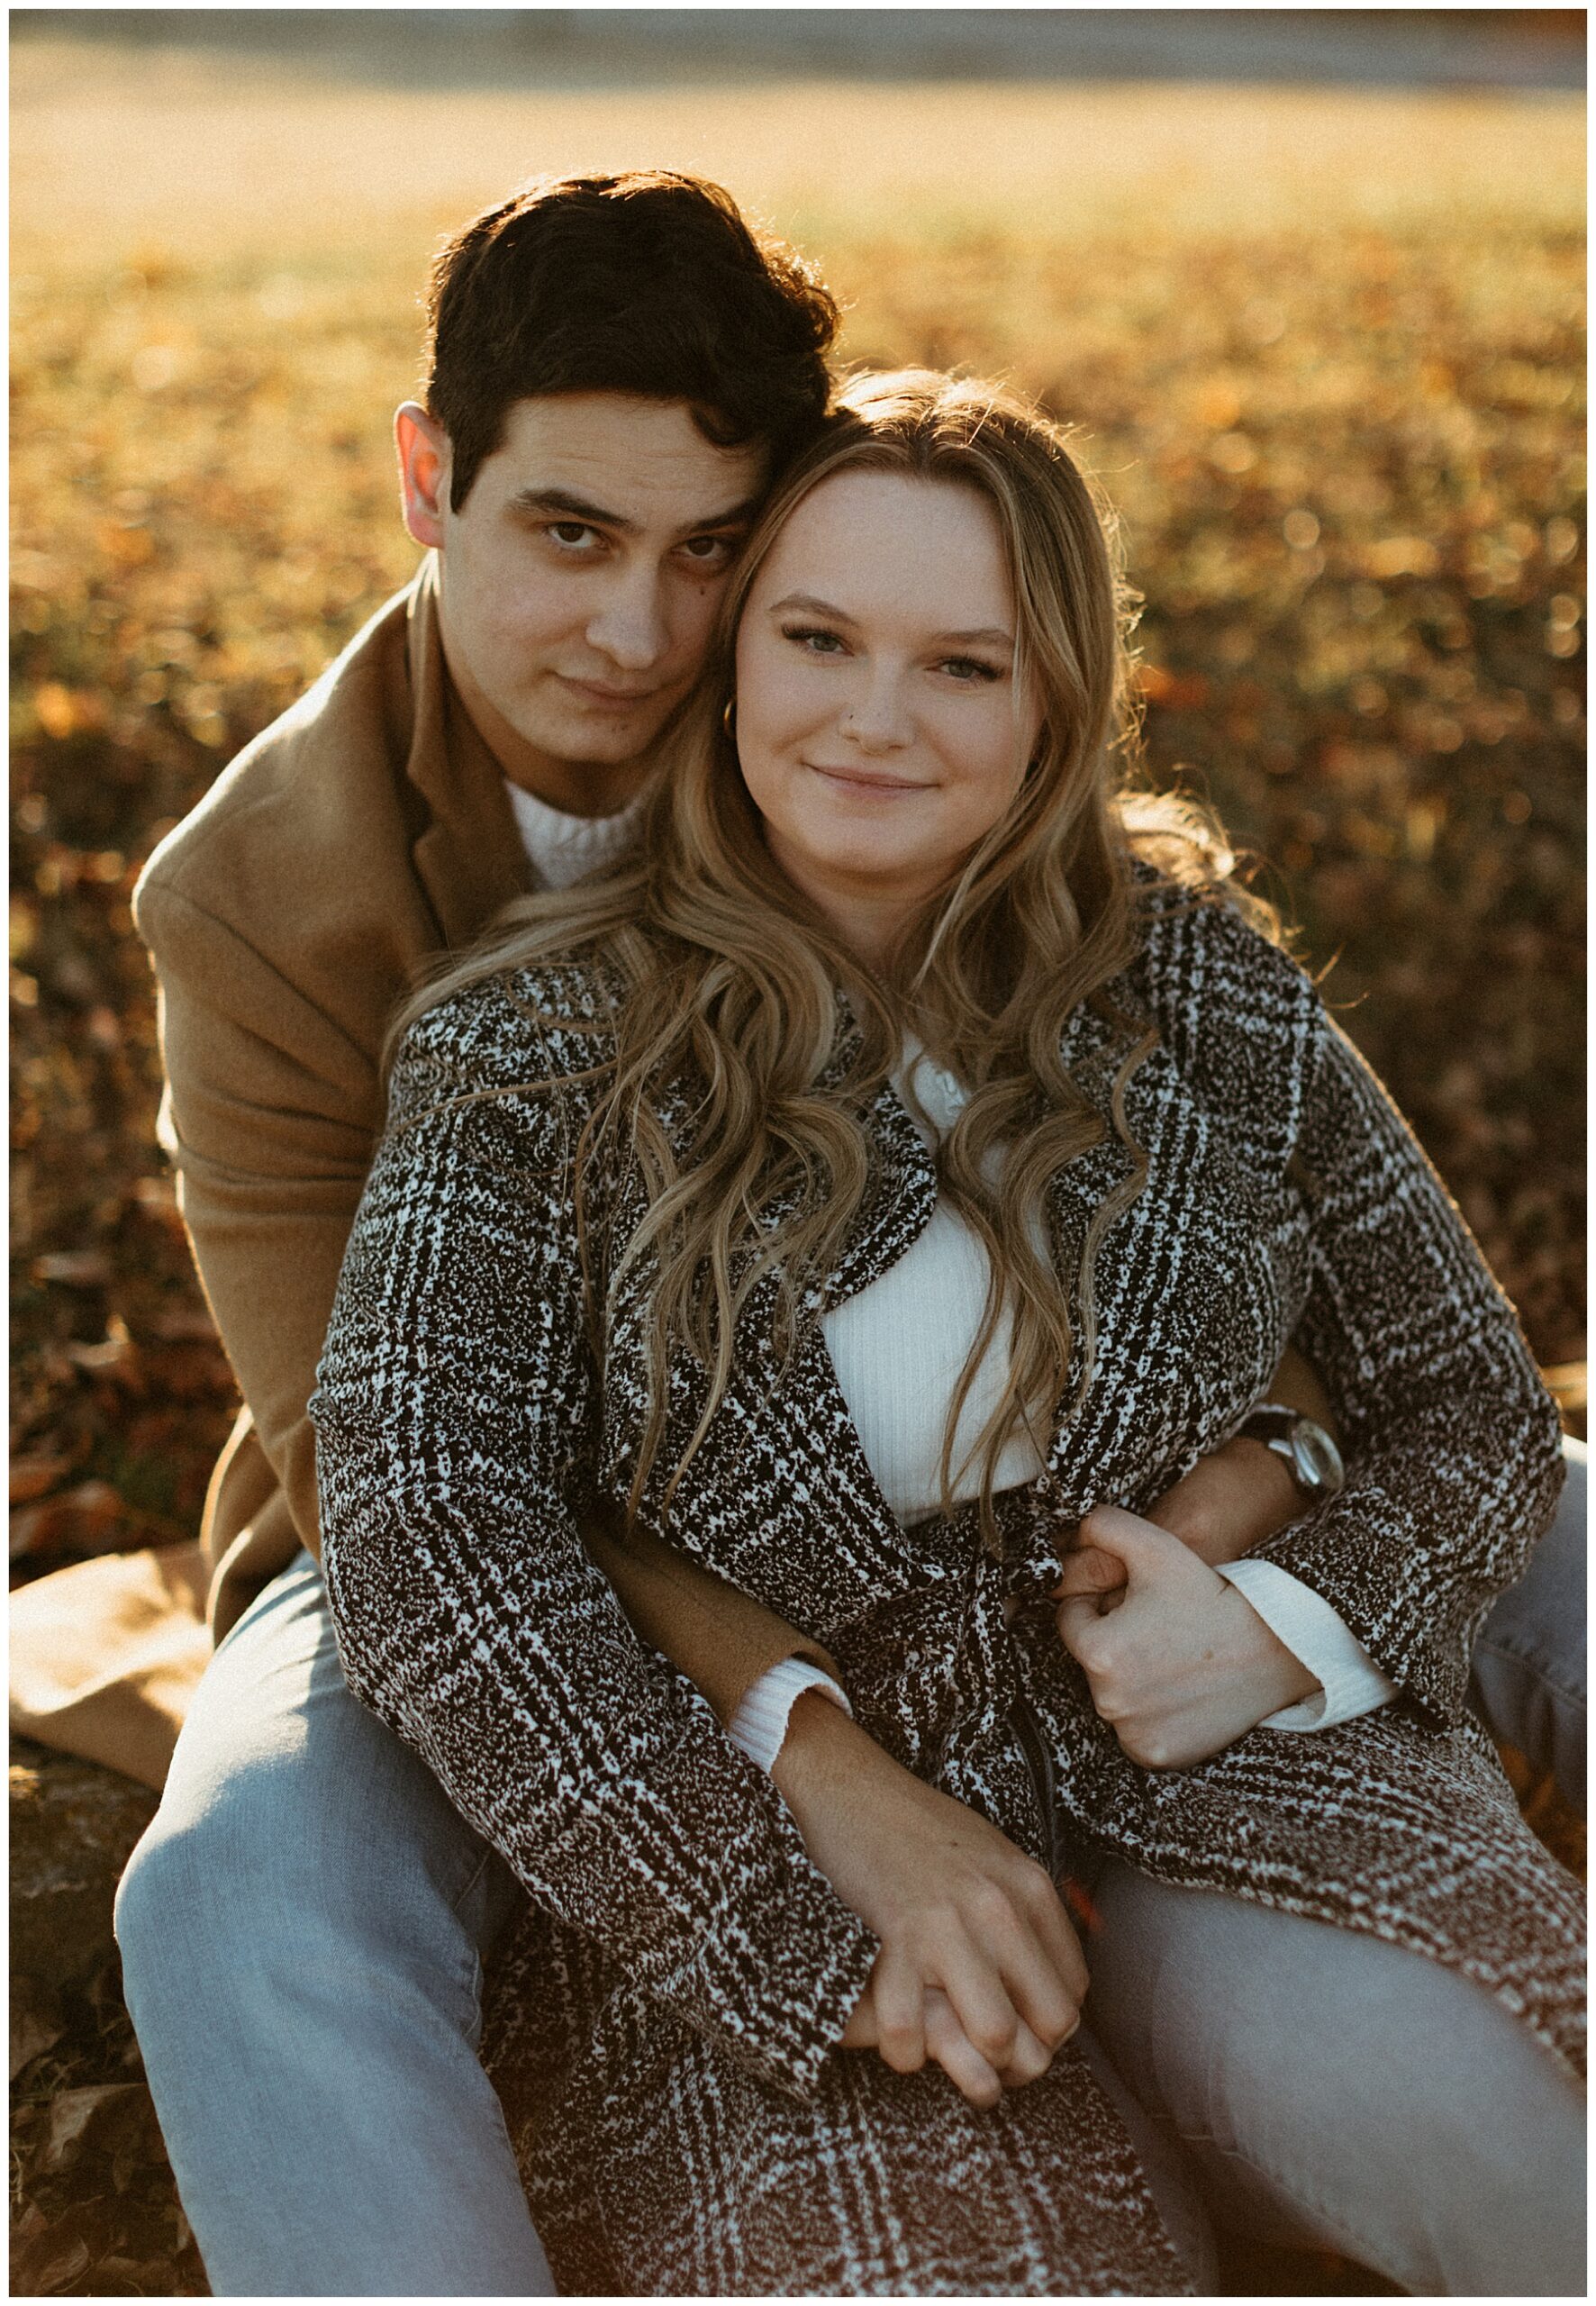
[397,393,766,815]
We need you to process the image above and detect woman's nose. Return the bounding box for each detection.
[840,674,912,752]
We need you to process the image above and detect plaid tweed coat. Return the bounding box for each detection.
[313,879,1582,2297]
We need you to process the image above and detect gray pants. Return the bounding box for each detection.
[117,1445,1586,2294]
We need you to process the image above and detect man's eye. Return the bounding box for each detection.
[547,522,601,549]
[678,535,737,568]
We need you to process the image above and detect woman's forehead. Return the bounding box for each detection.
[751,468,1013,627]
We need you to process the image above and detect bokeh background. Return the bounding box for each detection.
[9,9,1586,2292]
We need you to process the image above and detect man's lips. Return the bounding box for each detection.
[805,760,929,794]
[557,674,670,707]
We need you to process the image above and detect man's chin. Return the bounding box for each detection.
[526,694,689,768]
[507,714,650,768]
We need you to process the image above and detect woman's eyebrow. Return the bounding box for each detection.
[769,591,856,622]
[768,591,1013,648]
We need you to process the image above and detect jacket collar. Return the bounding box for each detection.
[401,554,536,948]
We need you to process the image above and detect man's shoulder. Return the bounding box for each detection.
[133,578,420,937]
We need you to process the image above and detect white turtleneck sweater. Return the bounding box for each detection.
[505,779,1395,1770]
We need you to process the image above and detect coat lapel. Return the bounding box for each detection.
[401,555,535,945]
[603,1058,947,1633]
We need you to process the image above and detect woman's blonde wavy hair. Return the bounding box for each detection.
[397,369,1256,1539]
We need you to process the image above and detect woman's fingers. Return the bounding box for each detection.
[996,1929,1084,2051]
[983,1881,1087,2053]
[934,1919,1026,2072]
[916,1994,1061,2105]
[1056,1591,1111,1661]
[922,1987,1003,2108]
[869,1947,929,2074]
[1052,1545,1127,1603]
[1017,1871,1092,2009]
[993,2015,1056,2090]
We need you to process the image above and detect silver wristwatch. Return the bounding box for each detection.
[1238,1403,1346,1503]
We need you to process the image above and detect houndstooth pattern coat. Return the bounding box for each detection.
[313,880,1582,2297]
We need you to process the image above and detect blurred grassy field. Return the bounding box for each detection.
[11,45,1586,1566]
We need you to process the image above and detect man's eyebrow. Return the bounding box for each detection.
[509,487,763,537]
[768,591,1014,648]
[684,493,763,535]
[511,487,638,531]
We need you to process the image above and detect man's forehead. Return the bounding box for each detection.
[489,391,766,524]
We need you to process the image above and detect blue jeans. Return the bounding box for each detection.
[116,1441,1586,2296]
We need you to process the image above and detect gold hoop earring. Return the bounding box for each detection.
[721,695,737,740]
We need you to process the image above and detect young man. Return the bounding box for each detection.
[70,172,1581,2293]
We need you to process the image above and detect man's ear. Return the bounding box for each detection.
[395,402,451,549]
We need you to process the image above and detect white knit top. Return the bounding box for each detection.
[821,1048,1047,1524]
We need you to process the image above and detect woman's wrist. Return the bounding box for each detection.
[770,1684,888,1814]
[730,1657,851,1775]
[1217,1583,1320,1720]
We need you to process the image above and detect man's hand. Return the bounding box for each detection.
[1055,1505,1319,1770]
[1065,1340,1338,1593]
[1143,1432,1304,1566]
[773,1692,1086,2105]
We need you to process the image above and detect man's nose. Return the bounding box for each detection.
[585,567,671,672]
[840,671,913,752]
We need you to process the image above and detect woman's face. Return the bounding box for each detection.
[733,470,1043,955]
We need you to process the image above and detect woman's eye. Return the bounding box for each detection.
[939,656,1003,683]
[782,625,848,656]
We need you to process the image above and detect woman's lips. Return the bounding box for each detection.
[805,761,928,794]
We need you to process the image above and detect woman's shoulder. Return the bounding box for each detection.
[388,957,619,1112]
[1120,858,1324,1089]
[1129,856,1311,998]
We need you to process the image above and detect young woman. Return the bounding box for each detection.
[313,372,1583,2295]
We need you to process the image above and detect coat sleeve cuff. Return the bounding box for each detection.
[661,1811,879,2100]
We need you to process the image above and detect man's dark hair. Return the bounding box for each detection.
[424,170,839,511]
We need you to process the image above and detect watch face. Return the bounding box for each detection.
[1292,1421,1345,1494]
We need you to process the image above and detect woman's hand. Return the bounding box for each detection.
[1055,1505,1319,1770]
[773,1692,1086,2104]
[841,1981,1055,2108]
[1055,1422,1310,1603]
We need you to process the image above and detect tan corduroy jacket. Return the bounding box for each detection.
[10,558,830,1788]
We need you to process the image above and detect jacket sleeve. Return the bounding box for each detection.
[133,874,839,1714]
[311,989,878,2095]
[1247,986,1565,1728]
[134,874,382,1557]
